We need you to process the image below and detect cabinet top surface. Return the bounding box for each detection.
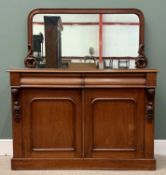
[8,63,158,73]
[8,68,158,73]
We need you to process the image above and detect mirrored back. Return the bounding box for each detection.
[25,9,147,69]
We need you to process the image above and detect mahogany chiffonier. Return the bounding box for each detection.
[9,8,158,170]
[9,68,157,170]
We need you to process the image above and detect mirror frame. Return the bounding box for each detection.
[24,8,147,68]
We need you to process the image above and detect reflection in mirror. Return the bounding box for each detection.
[32,13,140,68]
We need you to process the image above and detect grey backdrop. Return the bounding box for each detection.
[0,0,165,139]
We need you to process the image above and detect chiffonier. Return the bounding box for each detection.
[9,8,158,170]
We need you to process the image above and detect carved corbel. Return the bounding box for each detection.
[11,88,21,122]
[136,44,148,68]
[24,44,36,68]
[146,88,155,120]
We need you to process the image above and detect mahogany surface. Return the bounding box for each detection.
[9,67,157,170]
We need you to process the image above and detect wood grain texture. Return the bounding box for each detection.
[11,158,156,170]
[9,67,158,89]
[84,89,145,159]
[21,89,82,158]
[9,68,157,170]
[8,67,158,73]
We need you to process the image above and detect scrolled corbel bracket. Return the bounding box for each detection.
[136,44,148,68]
[24,44,36,68]
[11,88,21,122]
[146,88,155,120]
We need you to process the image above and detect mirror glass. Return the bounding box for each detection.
[32,13,140,68]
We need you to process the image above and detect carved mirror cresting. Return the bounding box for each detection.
[25,8,147,69]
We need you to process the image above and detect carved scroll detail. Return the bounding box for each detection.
[11,88,21,122]
[24,44,36,68]
[136,44,148,68]
[146,88,155,120]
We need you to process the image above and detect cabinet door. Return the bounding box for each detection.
[84,89,145,159]
[21,88,82,158]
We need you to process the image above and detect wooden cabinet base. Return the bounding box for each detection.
[9,68,158,170]
[12,158,156,170]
